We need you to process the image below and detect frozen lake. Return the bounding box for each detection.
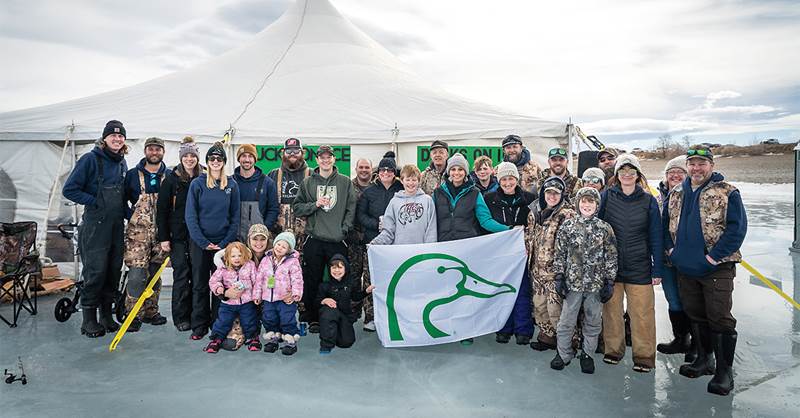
[1,182,797,417]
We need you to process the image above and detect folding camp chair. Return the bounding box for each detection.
[0,221,39,327]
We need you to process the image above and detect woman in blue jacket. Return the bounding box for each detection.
[185,142,240,340]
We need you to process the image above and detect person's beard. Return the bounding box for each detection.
[147,155,162,165]
[283,155,304,170]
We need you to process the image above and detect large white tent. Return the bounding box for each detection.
[0,0,570,250]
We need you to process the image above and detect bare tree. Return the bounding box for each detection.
[657,134,673,158]
[680,135,691,151]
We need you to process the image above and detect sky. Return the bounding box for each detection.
[1,0,798,149]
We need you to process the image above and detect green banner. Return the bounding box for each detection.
[254,145,351,176]
[416,146,503,171]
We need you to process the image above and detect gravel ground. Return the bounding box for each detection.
[639,153,794,184]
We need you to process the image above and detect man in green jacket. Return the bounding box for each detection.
[292,145,357,333]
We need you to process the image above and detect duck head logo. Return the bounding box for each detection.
[386,253,516,341]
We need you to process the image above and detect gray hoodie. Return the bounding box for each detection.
[370,189,437,245]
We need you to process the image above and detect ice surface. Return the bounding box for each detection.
[1,183,798,417]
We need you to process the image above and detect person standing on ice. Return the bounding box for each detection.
[356,153,403,332]
[598,154,663,373]
[62,120,129,338]
[346,157,374,323]
[370,164,437,246]
[420,140,450,195]
[469,156,499,195]
[157,136,203,332]
[484,162,536,345]
[527,176,575,351]
[292,145,356,334]
[596,148,619,187]
[122,136,170,332]
[185,142,241,341]
[655,156,695,362]
[434,153,511,345]
[664,145,747,396]
[233,143,279,241]
[267,137,311,250]
[501,134,542,195]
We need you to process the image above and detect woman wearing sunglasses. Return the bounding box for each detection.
[185,141,241,340]
[598,153,664,373]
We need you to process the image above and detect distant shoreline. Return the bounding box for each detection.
[637,153,794,184]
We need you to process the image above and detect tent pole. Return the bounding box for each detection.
[391,123,399,158]
[39,124,75,257]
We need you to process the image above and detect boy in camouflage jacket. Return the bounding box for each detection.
[550,187,618,373]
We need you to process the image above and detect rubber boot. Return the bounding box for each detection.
[657,311,690,355]
[684,333,698,363]
[708,332,737,396]
[80,308,106,338]
[679,323,715,378]
[98,303,120,332]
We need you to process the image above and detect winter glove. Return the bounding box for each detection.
[600,281,615,304]
[554,274,568,299]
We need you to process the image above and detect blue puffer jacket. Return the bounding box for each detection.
[63,146,127,208]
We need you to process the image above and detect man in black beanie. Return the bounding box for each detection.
[62,120,129,338]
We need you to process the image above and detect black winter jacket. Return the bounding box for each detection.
[356,179,403,244]
[315,254,369,323]
[484,187,537,227]
[156,165,199,242]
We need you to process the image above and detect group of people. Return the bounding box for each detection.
[62,120,747,396]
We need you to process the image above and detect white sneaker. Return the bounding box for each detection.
[363,321,376,332]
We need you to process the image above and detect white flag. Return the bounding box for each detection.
[368,228,526,347]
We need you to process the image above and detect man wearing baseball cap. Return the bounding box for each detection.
[540,147,580,198]
[420,140,449,195]
[292,145,357,333]
[233,144,279,242]
[597,148,619,186]
[62,120,129,338]
[268,137,312,248]
[122,136,171,331]
[502,134,542,194]
[663,144,747,396]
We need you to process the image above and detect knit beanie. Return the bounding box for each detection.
[614,153,642,175]
[273,231,296,252]
[581,167,605,185]
[102,120,126,139]
[179,136,200,160]
[378,151,397,172]
[247,224,270,241]
[495,162,519,180]
[206,141,227,162]
[237,144,258,161]
[445,153,468,173]
[664,156,687,174]
[575,186,601,204]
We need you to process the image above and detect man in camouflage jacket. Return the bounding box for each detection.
[526,176,575,350]
[551,187,617,370]
[420,140,449,195]
[539,147,580,200]
[663,145,747,396]
[502,134,542,194]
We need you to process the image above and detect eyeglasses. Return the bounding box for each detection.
[284,149,302,156]
[548,148,568,158]
[583,177,603,185]
[687,149,712,157]
[598,155,616,163]
[617,167,638,177]
[208,155,224,163]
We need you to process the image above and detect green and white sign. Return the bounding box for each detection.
[254,145,351,176]
[368,229,525,347]
[416,145,503,171]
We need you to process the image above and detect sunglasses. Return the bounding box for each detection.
[583,177,603,185]
[687,149,712,157]
[618,167,638,177]
[378,167,394,173]
[598,155,616,163]
[284,148,302,156]
[548,148,568,157]
[207,155,224,163]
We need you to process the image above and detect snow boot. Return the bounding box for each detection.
[80,308,106,338]
[515,334,531,345]
[98,303,120,332]
[708,332,737,396]
[142,313,167,326]
[127,317,142,333]
[679,323,715,378]
[281,334,299,356]
[496,333,511,344]
[657,311,691,355]
[550,353,570,370]
[579,351,595,374]
[263,332,280,353]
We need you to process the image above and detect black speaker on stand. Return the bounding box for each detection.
[577,150,600,177]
